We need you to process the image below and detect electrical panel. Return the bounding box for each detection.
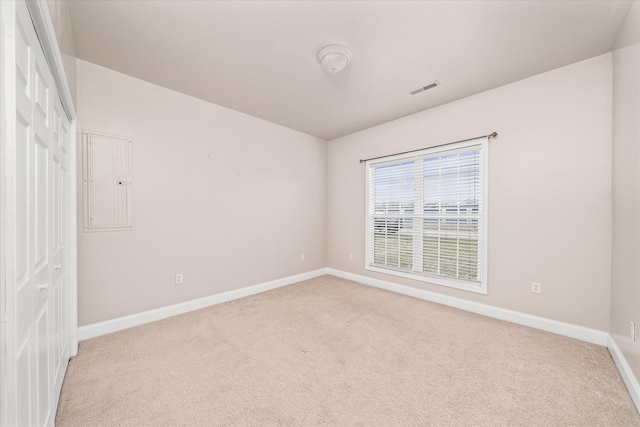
[82,130,132,232]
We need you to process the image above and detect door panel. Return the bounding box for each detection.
[34,136,48,268]
[13,11,36,425]
[61,168,67,245]
[35,307,51,426]
[52,102,61,253]
[16,339,32,427]
[53,158,59,252]
[15,23,30,88]
[15,278,33,357]
[61,273,69,354]
[16,116,30,284]
[7,2,71,426]
[51,96,68,405]
[52,279,60,381]
[34,62,49,122]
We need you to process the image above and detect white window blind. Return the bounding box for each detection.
[365,137,488,294]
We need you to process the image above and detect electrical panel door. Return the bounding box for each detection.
[82,130,132,231]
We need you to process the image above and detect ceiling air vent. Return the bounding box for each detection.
[409,80,441,95]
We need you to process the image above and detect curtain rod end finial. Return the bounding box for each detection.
[490,132,498,138]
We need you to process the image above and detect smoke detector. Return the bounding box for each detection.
[317,45,352,74]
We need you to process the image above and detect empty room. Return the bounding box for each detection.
[2,0,640,425]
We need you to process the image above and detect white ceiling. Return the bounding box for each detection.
[68,1,632,140]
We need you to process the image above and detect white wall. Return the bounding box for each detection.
[76,59,327,326]
[611,0,640,383]
[327,54,613,331]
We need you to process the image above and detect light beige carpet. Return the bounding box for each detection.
[57,275,640,426]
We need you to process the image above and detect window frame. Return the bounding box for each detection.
[364,137,489,294]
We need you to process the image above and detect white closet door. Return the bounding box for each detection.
[7,2,72,426]
[51,94,71,401]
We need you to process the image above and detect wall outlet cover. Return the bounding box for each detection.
[532,282,541,294]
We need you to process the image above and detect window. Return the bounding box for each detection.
[365,137,488,294]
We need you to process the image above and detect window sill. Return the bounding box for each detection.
[365,264,487,295]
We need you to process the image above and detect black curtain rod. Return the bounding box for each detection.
[358,132,498,164]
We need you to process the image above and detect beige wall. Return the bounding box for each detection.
[76,59,327,326]
[47,0,76,107]
[327,54,613,331]
[612,0,640,383]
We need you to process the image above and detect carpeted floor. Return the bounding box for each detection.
[57,275,640,426]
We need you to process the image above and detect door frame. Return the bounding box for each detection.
[0,2,12,425]
[0,0,78,424]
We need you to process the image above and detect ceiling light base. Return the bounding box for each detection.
[317,45,352,74]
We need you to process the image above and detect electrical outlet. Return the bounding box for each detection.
[348,253,353,260]
[631,321,636,341]
[531,282,541,294]
[175,274,183,285]
[300,253,305,261]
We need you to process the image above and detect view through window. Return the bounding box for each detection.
[365,138,488,293]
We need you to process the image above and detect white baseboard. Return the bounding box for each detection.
[327,268,609,346]
[77,268,328,341]
[607,335,640,413]
[78,267,639,414]
[327,269,640,412]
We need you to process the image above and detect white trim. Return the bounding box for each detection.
[2,2,77,424]
[24,0,76,121]
[69,122,78,356]
[77,268,640,414]
[480,137,489,289]
[327,268,609,346]
[0,2,16,425]
[364,265,487,294]
[607,335,640,413]
[78,268,328,341]
[364,137,488,295]
[24,0,78,356]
